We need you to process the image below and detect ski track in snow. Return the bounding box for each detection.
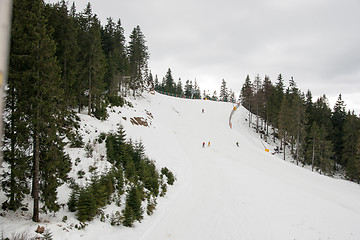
[1,92,360,240]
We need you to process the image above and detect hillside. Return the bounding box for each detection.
[1,92,360,240]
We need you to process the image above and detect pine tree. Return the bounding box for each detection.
[184,80,193,97]
[229,89,235,103]
[240,75,253,128]
[307,121,320,171]
[278,95,292,160]
[262,75,273,135]
[312,95,332,129]
[128,25,149,96]
[219,79,228,101]
[306,122,333,174]
[7,0,73,222]
[147,71,154,90]
[45,0,80,109]
[291,94,306,165]
[122,203,135,227]
[126,186,143,221]
[176,78,183,95]
[318,124,333,174]
[102,18,128,97]
[252,74,263,133]
[193,80,201,99]
[331,94,347,166]
[154,75,160,91]
[268,74,284,142]
[164,68,175,93]
[78,3,106,115]
[76,187,97,222]
[342,111,360,181]
[212,90,218,101]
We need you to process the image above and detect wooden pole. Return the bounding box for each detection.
[0,0,12,166]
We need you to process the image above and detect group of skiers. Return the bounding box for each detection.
[202,141,239,148]
[200,108,240,148]
[202,141,210,147]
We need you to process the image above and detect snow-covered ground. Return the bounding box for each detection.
[1,92,360,239]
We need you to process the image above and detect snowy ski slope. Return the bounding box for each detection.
[1,92,360,240]
[103,92,360,240]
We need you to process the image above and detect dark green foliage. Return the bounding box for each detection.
[5,0,171,224]
[331,94,347,165]
[76,187,97,222]
[240,74,360,178]
[42,229,53,240]
[342,112,360,182]
[161,167,176,185]
[128,25,149,96]
[146,198,157,216]
[67,190,78,212]
[110,211,122,226]
[122,203,135,227]
[68,129,84,148]
[220,79,228,101]
[94,105,108,120]
[84,126,175,226]
[163,68,176,93]
[97,132,107,144]
[5,0,76,221]
[85,141,94,158]
[123,186,143,224]
[108,95,125,107]
[160,183,167,197]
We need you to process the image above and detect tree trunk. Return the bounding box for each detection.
[88,68,92,115]
[32,108,40,222]
[283,135,286,161]
[9,86,15,209]
[312,139,315,171]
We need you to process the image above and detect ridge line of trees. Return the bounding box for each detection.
[240,74,360,182]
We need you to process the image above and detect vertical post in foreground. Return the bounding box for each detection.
[0,0,13,166]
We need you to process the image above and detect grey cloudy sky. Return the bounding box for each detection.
[48,0,360,113]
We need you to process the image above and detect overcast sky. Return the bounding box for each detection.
[48,0,360,113]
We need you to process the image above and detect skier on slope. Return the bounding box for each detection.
[202,142,205,147]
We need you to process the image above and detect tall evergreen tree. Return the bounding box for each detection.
[291,93,306,165]
[7,0,73,222]
[331,94,347,166]
[101,18,128,97]
[163,68,175,93]
[193,80,201,99]
[252,74,263,133]
[128,25,149,96]
[154,74,159,91]
[262,75,273,135]
[184,80,193,97]
[175,78,183,95]
[306,121,333,174]
[278,95,292,160]
[219,79,228,102]
[342,111,360,181]
[312,95,332,130]
[240,75,253,128]
[212,90,218,101]
[78,3,106,115]
[45,0,80,109]
[266,74,284,142]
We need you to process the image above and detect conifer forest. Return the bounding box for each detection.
[1,0,360,232]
